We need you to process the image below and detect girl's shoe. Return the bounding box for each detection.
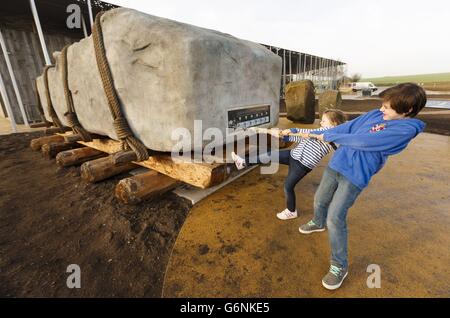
[231,151,246,170]
[276,208,298,220]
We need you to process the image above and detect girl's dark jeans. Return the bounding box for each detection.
[245,149,311,212]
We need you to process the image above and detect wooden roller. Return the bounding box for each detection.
[80,156,136,183]
[56,147,107,167]
[41,141,81,159]
[30,135,65,151]
[115,170,178,204]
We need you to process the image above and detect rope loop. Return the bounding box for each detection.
[92,11,149,161]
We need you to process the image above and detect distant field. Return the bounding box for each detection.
[362,72,450,84]
[361,72,450,91]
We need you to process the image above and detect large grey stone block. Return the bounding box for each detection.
[51,8,282,151]
[35,75,52,123]
[47,52,70,127]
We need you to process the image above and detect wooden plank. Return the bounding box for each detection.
[115,170,178,204]
[74,137,228,189]
[20,30,40,121]
[26,30,42,75]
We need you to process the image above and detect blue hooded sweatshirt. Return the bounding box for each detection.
[313,109,425,189]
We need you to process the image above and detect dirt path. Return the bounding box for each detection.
[0,132,191,297]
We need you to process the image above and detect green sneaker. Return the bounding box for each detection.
[322,264,348,290]
[299,220,326,234]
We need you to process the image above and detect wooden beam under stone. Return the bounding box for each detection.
[41,141,81,159]
[30,135,64,151]
[56,147,107,167]
[80,156,136,183]
[115,170,178,204]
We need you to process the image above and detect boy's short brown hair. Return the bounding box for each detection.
[379,83,427,117]
[323,109,347,126]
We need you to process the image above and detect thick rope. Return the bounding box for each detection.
[92,11,149,161]
[34,79,51,125]
[61,45,92,142]
[43,65,63,128]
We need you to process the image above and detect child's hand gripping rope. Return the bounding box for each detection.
[248,127,324,141]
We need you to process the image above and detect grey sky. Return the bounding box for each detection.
[108,0,450,78]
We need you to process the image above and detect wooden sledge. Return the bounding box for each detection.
[29,131,290,204]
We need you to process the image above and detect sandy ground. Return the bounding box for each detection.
[163,119,450,297]
[0,132,191,297]
[0,117,45,136]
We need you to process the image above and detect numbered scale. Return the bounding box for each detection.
[227,104,271,130]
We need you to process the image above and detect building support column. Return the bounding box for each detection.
[29,0,51,66]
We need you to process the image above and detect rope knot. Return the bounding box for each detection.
[64,112,78,128]
[113,117,133,140]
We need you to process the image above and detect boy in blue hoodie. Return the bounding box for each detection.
[297,83,427,290]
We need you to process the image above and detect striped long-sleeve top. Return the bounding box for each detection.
[282,127,335,170]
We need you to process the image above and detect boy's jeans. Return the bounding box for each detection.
[312,166,362,269]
